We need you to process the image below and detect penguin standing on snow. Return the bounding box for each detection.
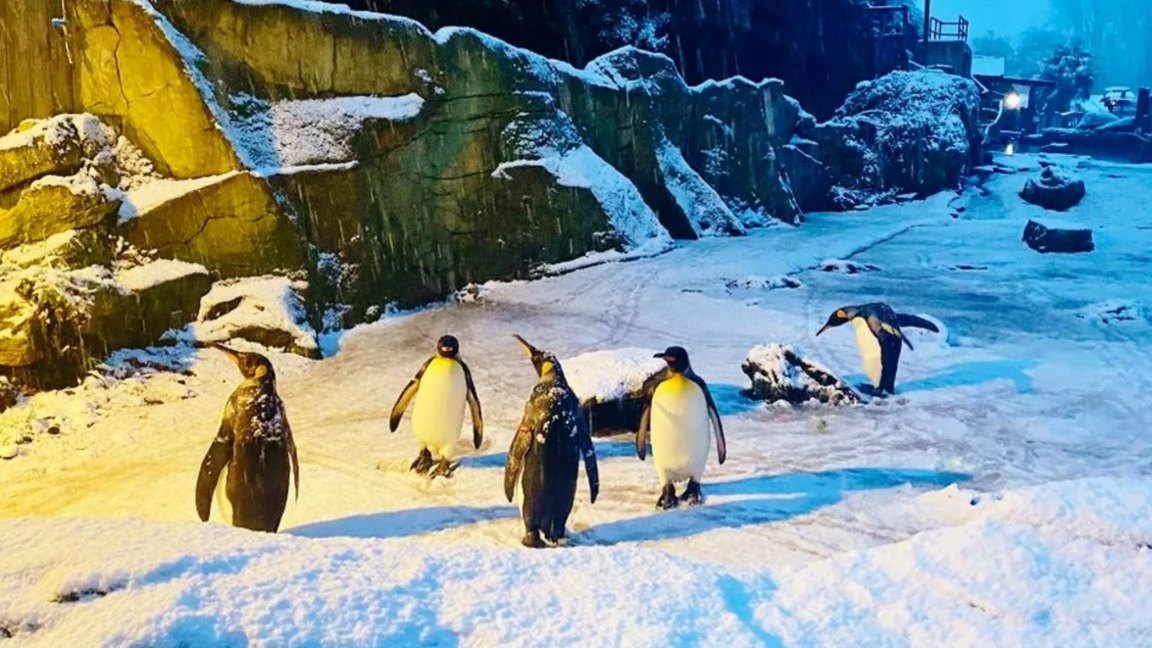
[389,335,483,478]
[816,303,940,395]
[196,344,299,533]
[637,346,726,509]
[504,335,599,548]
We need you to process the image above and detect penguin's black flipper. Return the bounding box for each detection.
[689,372,726,465]
[895,313,940,333]
[459,360,484,449]
[504,423,533,502]
[389,358,431,432]
[195,417,234,522]
[285,420,300,502]
[636,401,652,461]
[577,413,599,504]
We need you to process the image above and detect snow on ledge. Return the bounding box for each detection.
[114,172,241,222]
[115,259,209,292]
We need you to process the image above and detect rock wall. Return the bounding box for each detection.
[0,0,76,133]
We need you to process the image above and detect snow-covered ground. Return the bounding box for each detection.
[2,155,1151,647]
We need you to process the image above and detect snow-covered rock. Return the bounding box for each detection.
[725,275,802,290]
[1020,166,1086,211]
[1077,299,1143,324]
[818,259,880,274]
[742,344,860,405]
[1023,218,1094,254]
[563,347,666,435]
[169,276,319,358]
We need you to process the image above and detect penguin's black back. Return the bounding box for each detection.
[521,382,584,542]
[225,381,292,532]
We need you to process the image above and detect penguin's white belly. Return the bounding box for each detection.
[411,358,467,459]
[650,375,711,483]
[213,462,233,525]
[852,319,883,387]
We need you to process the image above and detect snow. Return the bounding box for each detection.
[656,138,744,237]
[232,94,425,170]
[114,171,240,222]
[166,275,318,353]
[115,259,209,292]
[971,55,1006,78]
[3,155,1152,646]
[562,347,665,404]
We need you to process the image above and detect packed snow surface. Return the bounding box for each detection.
[2,156,1152,647]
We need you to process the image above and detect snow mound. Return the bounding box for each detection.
[233,94,426,170]
[563,347,665,405]
[2,477,1151,647]
[725,275,802,291]
[742,344,860,405]
[1077,299,1144,324]
[818,259,880,274]
[167,276,319,357]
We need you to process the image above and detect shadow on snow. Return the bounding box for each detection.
[288,505,517,540]
[585,467,969,545]
[900,360,1037,394]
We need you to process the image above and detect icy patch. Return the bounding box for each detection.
[167,276,317,354]
[725,275,802,291]
[818,259,880,274]
[115,259,209,292]
[563,348,665,405]
[233,94,425,170]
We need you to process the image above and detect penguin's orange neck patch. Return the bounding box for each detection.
[541,361,555,376]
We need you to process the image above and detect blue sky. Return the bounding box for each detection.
[929,0,1052,37]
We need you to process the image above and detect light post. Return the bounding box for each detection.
[922,0,932,64]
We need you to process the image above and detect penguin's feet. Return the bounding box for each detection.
[680,480,703,506]
[428,459,459,479]
[521,530,545,549]
[409,449,434,475]
[656,483,679,510]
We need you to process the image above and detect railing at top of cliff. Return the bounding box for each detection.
[928,16,969,42]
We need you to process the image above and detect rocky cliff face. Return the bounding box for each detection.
[0,0,976,391]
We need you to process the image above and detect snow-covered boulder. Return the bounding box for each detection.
[742,344,860,405]
[0,115,85,193]
[0,378,19,415]
[1020,167,1086,211]
[1076,112,1119,130]
[170,276,320,359]
[1077,300,1142,324]
[1023,218,1094,254]
[563,348,667,436]
[818,259,880,274]
[725,275,802,290]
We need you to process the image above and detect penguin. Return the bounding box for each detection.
[504,335,599,548]
[196,344,299,533]
[389,335,483,478]
[816,303,940,395]
[637,346,726,509]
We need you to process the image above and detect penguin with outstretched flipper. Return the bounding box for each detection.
[196,344,299,533]
[390,335,483,478]
[816,303,940,395]
[504,335,599,548]
[637,346,726,509]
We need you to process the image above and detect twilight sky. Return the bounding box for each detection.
[929,0,1052,38]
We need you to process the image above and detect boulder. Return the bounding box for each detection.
[1,229,112,269]
[0,180,119,249]
[742,344,860,405]
[1020,167,1086,211]
[0,378,18,414]
[0,116,84,193]
[1023,219,1094,254]
[563,348,667,436]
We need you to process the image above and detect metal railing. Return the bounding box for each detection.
[928,16,969,41]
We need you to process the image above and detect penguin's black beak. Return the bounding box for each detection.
[513,334,538,358]
[653,352,672,363]
[816,324,832,337]
[212,343,242,366]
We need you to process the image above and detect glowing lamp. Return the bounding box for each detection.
[1004,91,1021,110]
[1005,142,1015,156]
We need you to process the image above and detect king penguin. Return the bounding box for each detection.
[504,335,599,548]
[196,344,299,533]
[816,303,940,395]
[389,335,483,478]
[637,346,726,509]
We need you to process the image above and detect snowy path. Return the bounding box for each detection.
[2,155,1151,646]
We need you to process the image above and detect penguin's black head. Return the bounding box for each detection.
[436,335,460,358]
[214,343,276,382]
[513,334,562,379]
[654,346,690,373]
[816,308,854,337]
